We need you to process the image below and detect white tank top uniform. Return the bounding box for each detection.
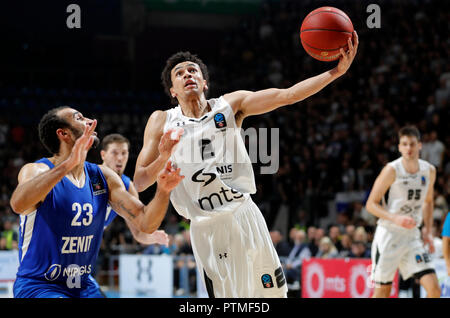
[164,96,287,297]
[371,158,435,284]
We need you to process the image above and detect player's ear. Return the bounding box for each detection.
[203,80,208,92]
[100,150,106,160]
[170,87,176,98]
[56,128,70,141]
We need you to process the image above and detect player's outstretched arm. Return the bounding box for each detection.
[422,166,436,253]
[103,161,184,234]
[225,31,358,120]
[134,111,182,192]
[10,121,97,214]
[124,181,170,246]
[366,165,417,229]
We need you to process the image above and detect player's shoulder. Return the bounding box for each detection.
[418,158,435,171]
[379,163,396,180]
[387,157,402,167]
[223,90,252,106]
[20,161,50,174]
[16,161,50,184]
[144,110,169,133]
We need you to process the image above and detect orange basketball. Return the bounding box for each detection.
[300,7,354,62]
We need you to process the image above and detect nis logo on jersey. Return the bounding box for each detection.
[44,263,92,281]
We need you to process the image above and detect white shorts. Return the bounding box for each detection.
[371,225,435,284]
[189,199,287,298]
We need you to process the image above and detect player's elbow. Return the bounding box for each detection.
[10,196,25,214]
[365,201,376,215]
[134,180,145,193]
[133,174,147,193]
[133,168,154,193]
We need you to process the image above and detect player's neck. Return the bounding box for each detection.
[179,95,210,118]
[401,157,419,174]
[51,151,85,179]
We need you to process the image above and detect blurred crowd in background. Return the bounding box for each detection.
[0,0,449,295]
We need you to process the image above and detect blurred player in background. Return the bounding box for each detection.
[10,107,182,297]
[366,126,441,298]
[133,31,358,297]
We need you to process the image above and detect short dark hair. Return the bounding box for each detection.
[398,125,421,141]
[38,106,71,155]
[161,51,209,105]
[101,133,130,151]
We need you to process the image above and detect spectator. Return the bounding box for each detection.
[328,225,343,252]
[270,230,292,257]
[306,226,318,257]
[348,241,371,258]
[421,131,445,170]
[338,234,353,258]
[0,219,18,250]
[316,237,339,259]
[285,229,311,286]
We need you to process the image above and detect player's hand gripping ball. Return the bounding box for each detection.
[300,7,354,62]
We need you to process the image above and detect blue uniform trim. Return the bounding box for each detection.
[442,212,450,237]
[104,174,131,227]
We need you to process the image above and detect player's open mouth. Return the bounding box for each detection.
[184,80,197,88]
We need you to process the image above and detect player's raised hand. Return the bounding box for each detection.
[156,160,184,194]
[336,30,358,75]
[158,128,184,159]
[66,119,97,169]
[393,215,417,229]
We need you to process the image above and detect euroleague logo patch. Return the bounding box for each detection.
[261,274,274,288]
[91,175,106,195]
[214,113,227,129]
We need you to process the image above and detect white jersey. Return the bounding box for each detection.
[163,96,256,222]
[378,157,432,230]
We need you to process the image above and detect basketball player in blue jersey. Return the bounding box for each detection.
[10,106,183,298]
[133,32,358,297]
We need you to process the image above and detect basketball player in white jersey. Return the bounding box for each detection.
[366,126,441,298]
[134,32,358,297]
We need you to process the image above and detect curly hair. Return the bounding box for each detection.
[38,106,71,155]
[161,51,209,105]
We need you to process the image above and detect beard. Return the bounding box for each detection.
[71,126,100,149]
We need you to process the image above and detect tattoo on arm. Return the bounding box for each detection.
[112,200,137,219]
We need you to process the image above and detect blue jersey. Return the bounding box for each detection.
[104,174,131,227]
[15,158,109,293]
[442,212,450,237]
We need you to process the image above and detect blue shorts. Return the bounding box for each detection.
[13,275,104,298]
[443,212,450,237]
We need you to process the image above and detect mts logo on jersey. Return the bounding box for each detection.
[191,167,243,210]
